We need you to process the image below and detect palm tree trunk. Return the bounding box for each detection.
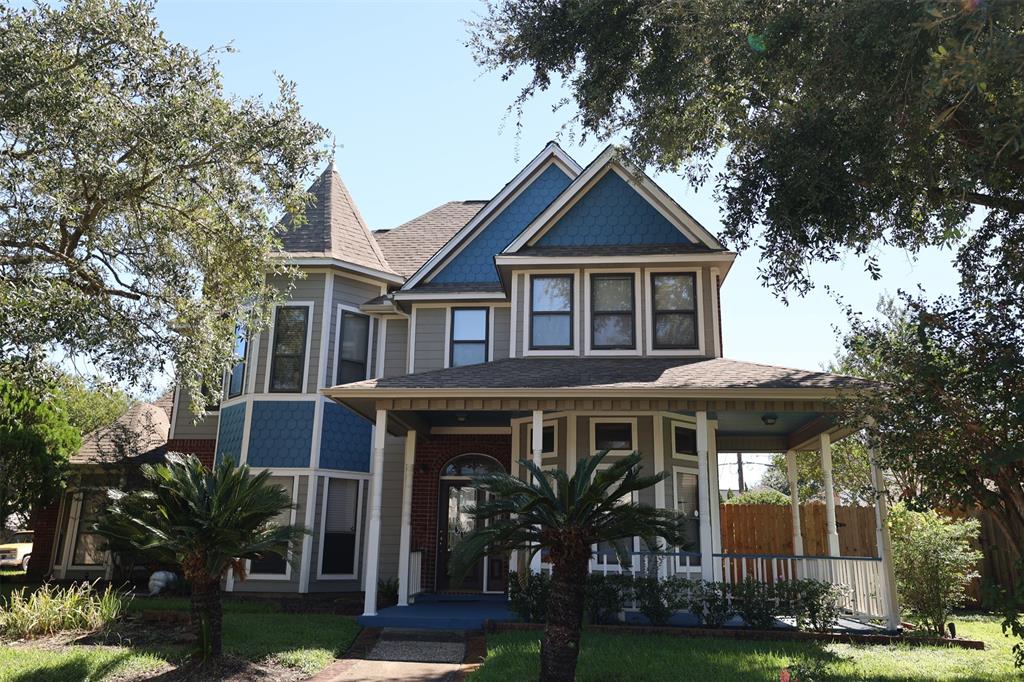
[540,554,588,682]
[190,579,224,659]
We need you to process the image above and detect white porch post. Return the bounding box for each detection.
[362,409,387,617]
[696,411,714,580]
[397,430,416,607]
[530,409,543,574]
[785,450,805,556]
[868,443,901,630]
[819,432,841,556]
[707,424,722,580]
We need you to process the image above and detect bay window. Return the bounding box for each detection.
[269,305,310,392]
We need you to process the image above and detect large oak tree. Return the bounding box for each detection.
[0,0,327,409]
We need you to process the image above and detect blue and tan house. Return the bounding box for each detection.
[33,143,900,630]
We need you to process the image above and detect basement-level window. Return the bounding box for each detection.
[320,478,362,577]
[269,306,310,392]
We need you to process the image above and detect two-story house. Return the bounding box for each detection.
[33,143,900,632]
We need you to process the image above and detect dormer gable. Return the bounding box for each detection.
[504,146,724,254]
[401,142,582,289]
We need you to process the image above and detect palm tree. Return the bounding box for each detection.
[450,451,686,682]
[95,453,305,659]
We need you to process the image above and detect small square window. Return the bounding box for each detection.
[674,426,697,455]
[594,422,633,451]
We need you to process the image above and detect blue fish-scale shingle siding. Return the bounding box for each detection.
[431,163,572,284]
[319,402,371,472]
[246,401,314,468]
[214,403,246,465]
[535,170,691,247]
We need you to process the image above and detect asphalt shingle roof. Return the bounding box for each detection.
[374,201,487,278]
[330,356,872,392]
[71,401,170,464]
[276,163,396,275]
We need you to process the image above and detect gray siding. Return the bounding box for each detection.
[492,306,511,360]
[334,274,381,308]
[382,319,408,378]
[233,475,308,593]
[254,272,325,395]
[377,434,407,582]
[413,307,446,373]
[171,387,219,440]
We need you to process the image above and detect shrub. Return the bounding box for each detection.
[888,504,983,635]
[722,489,791,506]
[377,577,399,608]
[684,580,734,627]
[729,578,778,629]
[508,571,550,623]
[584,574,630,624]
[632,576,673,625]
[0,581,130,639]
[780,579,846,632]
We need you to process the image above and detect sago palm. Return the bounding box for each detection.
[94,453,305,658]
[450,450,686,682]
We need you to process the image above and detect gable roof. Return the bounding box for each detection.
[71,400,170,465]
[504,146,725,254]
[373,201,487,278]
[400,142,583,290]
[275,162,397,277]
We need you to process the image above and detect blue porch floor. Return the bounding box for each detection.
[357,593,518,630]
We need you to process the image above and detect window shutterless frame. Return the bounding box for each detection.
[650,272,699,350]
[529,274,574,350]
[269,305,310,393]
[449,307,489,368]
[226,325,248,398]
[589,272,636,350]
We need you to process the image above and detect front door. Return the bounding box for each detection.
[437,480,484,591]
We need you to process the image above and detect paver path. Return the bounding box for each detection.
[311,628,479,682]
[315,658,461,682]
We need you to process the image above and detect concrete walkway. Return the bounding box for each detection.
[310,627,483,682]
[314,658,462,682]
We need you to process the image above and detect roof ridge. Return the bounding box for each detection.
[327,166,395,273]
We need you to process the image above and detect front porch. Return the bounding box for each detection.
[323,356,900,632]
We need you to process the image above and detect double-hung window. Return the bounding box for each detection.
[269,306,310,392]
[450,308,488,367]
[590,273,635,349]
[249,476,293,576]
[226,326,248,398]
[337,310,370,384]
[320,478,361,577]
[530,275,573,350]
[651,273,698,349]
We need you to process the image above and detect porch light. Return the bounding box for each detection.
[761,413,778,426]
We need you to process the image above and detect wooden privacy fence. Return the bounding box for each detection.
[719,503,1020,600]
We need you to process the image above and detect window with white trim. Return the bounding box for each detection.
[673,425,697,456]
[337,310,370,384]
[594,422,634,451]
[590,273,635,349]
[527,423,556,456]
[651,273,698,349]
[249,476,292,576]
[72,491,105,566]
[227,326,248,398]
[269,306,309,392]
[674,470,701,552]
[450,308,488,367]
[530,275,573,349]
[320,478,361,576]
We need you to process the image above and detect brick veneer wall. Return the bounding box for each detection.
[26,501,61,580]
[409,433,511,592]
[166,438,216,468]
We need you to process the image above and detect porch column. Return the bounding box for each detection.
[707,424,723,580]
[868,442,901,630]
[785,450,804,555]
[530,409,543,574]
[819,432,841,556]
[696,411,714,580]
[397,430,416,607]
[362,409,387,617]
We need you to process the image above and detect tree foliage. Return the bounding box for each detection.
[54,371,134,436]
[0,0,328,410]
[721,487,790,506]
[452,451,685,681]
[95,454,305,659]
[470,0,1024,296]
[0,365,80,532]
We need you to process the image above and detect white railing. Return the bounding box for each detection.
[409,550,423,597]
[715,552,885,620]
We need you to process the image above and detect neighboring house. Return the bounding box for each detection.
[30,144,900,631]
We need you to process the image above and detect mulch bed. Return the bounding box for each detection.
[487,621,986,651]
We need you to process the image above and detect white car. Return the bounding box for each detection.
[0,531,33,572]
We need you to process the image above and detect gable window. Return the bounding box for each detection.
[530,275,573,350]
[227,326,248,398]
[450,308,488,367]
[320,477,362,577]
[269,306,310,392]
[249,476,293,576]
[594,422,634,451]
[337,310,370,384]
[651,273,698,349]
[590,273,635,349]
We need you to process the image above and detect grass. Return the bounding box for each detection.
[472,615,1020,681]
[1,582,128,638]
[0,593,360,681]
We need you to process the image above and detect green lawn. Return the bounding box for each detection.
[472,616,1020,681]
[0,595,360,682]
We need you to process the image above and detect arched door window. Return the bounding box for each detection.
[440,453,503,478]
